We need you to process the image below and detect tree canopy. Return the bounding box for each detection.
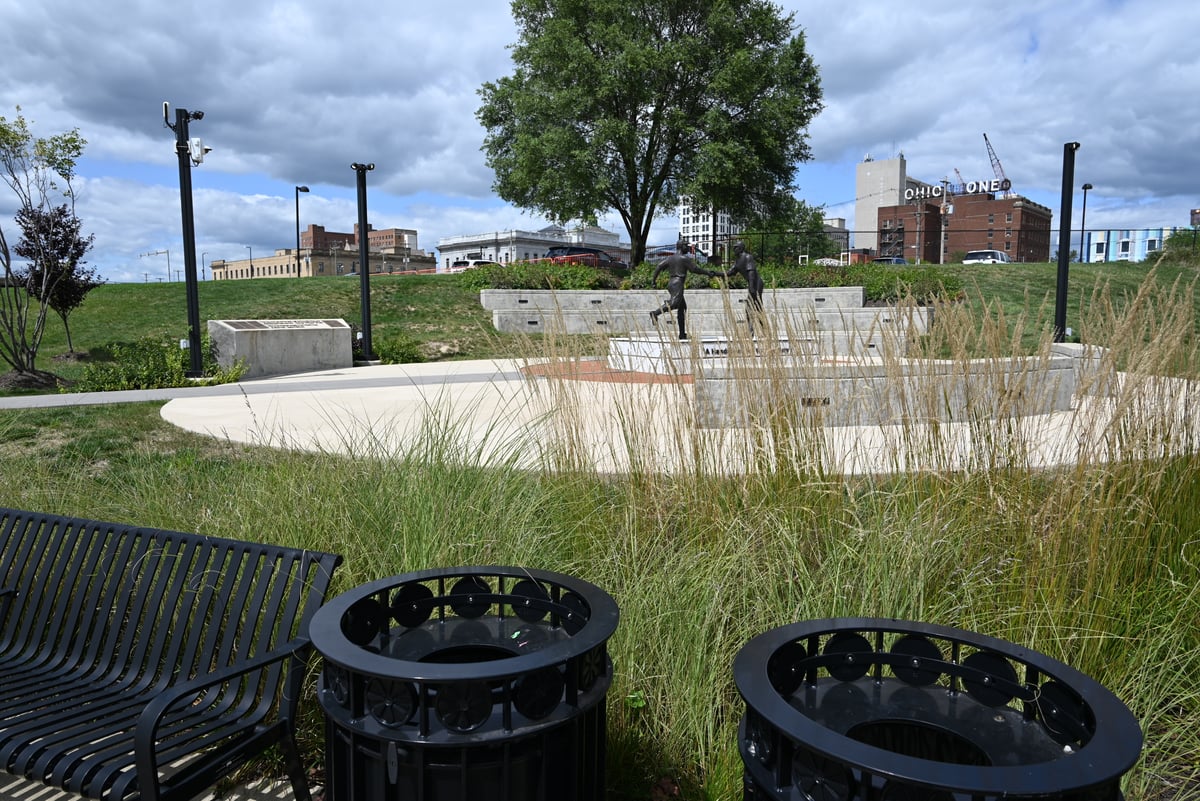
[15,204,99,353]
[477,0,822,266]
[737,195,839,263]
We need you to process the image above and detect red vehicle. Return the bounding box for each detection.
[540,245,628,270]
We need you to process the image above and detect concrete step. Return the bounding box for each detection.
[492,306,930,337]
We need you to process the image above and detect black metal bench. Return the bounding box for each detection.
[0,507,342,801]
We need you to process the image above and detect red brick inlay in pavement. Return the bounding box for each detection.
[520,359,692,385]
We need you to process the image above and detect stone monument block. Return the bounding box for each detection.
[208,319,353,378]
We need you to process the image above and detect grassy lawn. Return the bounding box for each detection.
[4,259,1197,390]
[1,262,1198,799]
[15,273,520,387]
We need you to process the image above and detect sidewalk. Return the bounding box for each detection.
[1,358,1139,475]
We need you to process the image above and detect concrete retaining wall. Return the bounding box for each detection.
[694,355,1078,428]
[482,287,877,335]
[209,319,353,379]
[608,331,898,374]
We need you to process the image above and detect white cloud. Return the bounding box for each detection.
[1,0,1198,281]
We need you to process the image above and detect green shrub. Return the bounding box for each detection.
[71,333,245,392]
[458,261,623,291]
[374,332,425,365]
[622,262,718,290]
[760,261,851,289]
[465,257,961,304]
[844,264,962,303]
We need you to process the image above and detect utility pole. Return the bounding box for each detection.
[163,102,206,377]
[352,162,376,360]
[1054,142,1081,343]
[139,249,170,282]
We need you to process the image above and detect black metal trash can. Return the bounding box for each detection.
[309,566,618,801]
[734,618,1142,801]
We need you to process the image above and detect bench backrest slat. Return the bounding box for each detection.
[0,509,341,687]
[59,524,131,674]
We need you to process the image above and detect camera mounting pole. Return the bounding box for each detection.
[165,102,205,376]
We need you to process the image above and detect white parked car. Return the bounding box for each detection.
[448,259,500,273]
[962,249,1011,264]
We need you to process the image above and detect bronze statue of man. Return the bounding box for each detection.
[649,239,721,340]
[722,241,765,335]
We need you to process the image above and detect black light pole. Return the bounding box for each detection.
[1080,183,1093,263]
[1054,142,1081,343]
[352,162,375,360]
[164,102,205,377]
[246,245,253,278]
[295,185,309,277]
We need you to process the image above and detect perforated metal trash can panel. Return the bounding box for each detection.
[311,566,618,801]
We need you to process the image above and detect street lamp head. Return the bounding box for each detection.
[351,162,375,171]
[1082,183,1093,191]
[297,185,309,193]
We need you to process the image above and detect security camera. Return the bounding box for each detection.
[189,138,212,165]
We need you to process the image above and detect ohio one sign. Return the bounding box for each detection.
[906,178,1012,201]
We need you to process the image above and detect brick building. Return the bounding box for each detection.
[211,222,434,280]
[875,202,943,264]
[875,192,1052,263]
[942,194,1052,263]
[299,224,420,254]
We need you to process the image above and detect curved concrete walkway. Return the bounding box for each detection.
[151,359,1195,476]
[5,356,1195,475]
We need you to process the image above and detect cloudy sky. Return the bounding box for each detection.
[1,0,1197,283]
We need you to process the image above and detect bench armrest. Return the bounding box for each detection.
[133,636,313,800]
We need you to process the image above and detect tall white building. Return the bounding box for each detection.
[853,153,939,253]
[677,198,741,259]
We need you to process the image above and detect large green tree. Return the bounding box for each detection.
[0,109,87,384]
[478,0,822,266]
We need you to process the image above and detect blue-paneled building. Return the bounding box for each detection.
[1082,227,1179,263]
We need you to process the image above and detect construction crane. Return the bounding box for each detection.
[941,168,968,195]
[983,133,1013,195]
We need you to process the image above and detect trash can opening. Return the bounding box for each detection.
[735,618,1143,801]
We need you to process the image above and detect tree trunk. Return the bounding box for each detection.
[58,310,74,353]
